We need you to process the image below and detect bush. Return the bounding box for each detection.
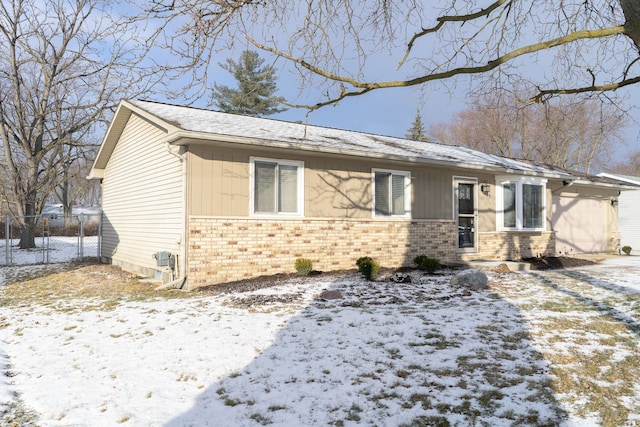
[356,256,380,281]
[622,245,632,255]
[413,255,441,273]
[294,258,313,276]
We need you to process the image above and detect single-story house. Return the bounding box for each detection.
[89,99,633,289]
[598,173,640,254]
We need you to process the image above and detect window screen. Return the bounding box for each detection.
[374,171,408,216]
[503,182,516,228]
[253,160,300,214]
[523,184,544,229]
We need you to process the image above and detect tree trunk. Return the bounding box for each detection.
[19,196,37,249]
[19,160,39,249]
[62,177,73,227]
[621,0,640,52]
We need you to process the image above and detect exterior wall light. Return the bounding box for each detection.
[481,182,491,196]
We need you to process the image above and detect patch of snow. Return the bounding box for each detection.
[1,256,640,425]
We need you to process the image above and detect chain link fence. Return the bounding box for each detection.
[0,213,101,266]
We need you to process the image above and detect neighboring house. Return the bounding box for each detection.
[89,100,632,289]
[598,173,640,254]
[41,204,101,227]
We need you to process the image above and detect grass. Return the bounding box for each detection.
[0,262,192,311]
[3,261,640,425]
[502,272,640,427]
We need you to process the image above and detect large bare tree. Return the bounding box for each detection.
[0,0,149,248]
[142,1,640,109]
[430,95,625,173]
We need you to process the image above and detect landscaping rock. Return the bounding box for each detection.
[451,269,488,290]
[318,290,343,300]
[391,272,412,283]
[494,263,511,273]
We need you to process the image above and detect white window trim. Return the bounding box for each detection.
[250,157,304,217]
[372,168,412,218]
[496,175,547,231]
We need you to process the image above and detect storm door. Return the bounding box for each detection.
[454,178,478,251]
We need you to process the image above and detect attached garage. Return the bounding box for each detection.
[599,173,640,255]
[551,175,631,255]
[552,195,609,254]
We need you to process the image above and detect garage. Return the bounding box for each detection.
[552,195,610,255]
[598,173,640,255]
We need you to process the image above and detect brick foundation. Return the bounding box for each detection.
[459,231,556,262]
[186,217,458,288]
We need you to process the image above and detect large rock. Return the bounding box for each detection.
[318,290,343,300]
[451,269,488,290]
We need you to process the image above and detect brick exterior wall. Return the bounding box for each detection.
[186,217,458,288]
[459,231,556,262]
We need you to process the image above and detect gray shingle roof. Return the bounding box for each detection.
[130,99,572,177]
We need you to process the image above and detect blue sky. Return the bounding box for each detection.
[145,6,640,168]
[195,53,640,167]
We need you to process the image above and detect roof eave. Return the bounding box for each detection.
[87,168,104,180]
[571,178,640,190]
[165,131,573,179]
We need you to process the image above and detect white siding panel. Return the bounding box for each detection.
[552,196,608,254]
[101,113,184,276]
[619,190,640,253]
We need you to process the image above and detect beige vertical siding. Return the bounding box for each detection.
[551,185,619,254]
[101,113,185,277]
[187,143,459,220]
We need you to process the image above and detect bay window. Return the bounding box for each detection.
[497,177,546,231]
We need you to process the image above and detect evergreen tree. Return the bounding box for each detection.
[212,50,287,117]
[405,109,428,141]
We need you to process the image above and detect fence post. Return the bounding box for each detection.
[4,215,9,266]
[42,216,47,264]
[98,211,102,261]
[78,214,85,261]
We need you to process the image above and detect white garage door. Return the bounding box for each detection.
[618,190,640,254]
[552,196,608,254]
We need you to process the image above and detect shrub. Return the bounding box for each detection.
[622,245,632,255]
[413,255,441,273]
[294,258,313,276]
[356,256,380,281]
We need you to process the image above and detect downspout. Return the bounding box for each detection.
[164,142,188,290]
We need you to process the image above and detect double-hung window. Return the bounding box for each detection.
[373,169,411,217]
[497,176,546,231]
[251,158,303,216]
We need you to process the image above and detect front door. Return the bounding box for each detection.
[455,178,477,251]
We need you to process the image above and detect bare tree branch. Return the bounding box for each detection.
[249,25,626,109]
[398,0,512,69]
[532,75,640,103]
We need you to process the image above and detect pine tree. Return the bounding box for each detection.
[212,50,287,117]
[405,109,429,141]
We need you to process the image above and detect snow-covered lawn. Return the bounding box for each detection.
[2,257,640,426]
[0,236,98,266]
